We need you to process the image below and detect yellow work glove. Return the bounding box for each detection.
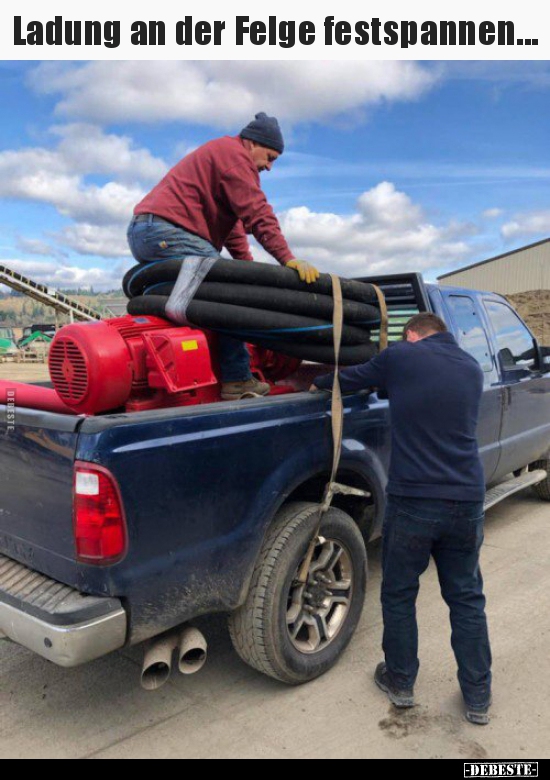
[286,259,320,284]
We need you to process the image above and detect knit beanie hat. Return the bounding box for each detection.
[240,112,284,153]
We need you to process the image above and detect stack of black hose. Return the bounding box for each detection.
[124,259,380,365]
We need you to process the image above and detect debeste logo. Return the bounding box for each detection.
[464,764,538,778]
[6,390,15,432]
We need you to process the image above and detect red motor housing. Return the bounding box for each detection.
[48,315,219,415]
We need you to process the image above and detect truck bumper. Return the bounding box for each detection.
[0,553,127,667]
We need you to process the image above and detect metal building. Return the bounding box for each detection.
[437,237,550,295]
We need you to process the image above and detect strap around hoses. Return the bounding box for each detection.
[372,283,388,352]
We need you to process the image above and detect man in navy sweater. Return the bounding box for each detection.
[311,313,492,725]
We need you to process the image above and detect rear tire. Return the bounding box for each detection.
[228,501,367,684]
[530,459,550,500]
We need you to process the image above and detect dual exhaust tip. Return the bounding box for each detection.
[141,625,207,690]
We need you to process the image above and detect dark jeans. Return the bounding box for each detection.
[382,494,492,709]
[127,215,251,383]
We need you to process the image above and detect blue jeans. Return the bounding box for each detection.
[381,494,492,710]
[127,216,251,382]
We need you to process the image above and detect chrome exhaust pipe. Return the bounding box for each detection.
[177,626,207,675]
[141,630,179,690]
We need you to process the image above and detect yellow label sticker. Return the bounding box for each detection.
[182,340,199,352]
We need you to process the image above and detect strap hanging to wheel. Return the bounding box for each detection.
[296,279,386,585]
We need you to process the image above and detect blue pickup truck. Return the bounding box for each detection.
[0,273,549,686]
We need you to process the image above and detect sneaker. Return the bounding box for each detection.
[465,699,492,726]
[221,377,270,401]
[374,662,415,708]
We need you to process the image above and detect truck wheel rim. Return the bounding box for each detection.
[286,538,353,654]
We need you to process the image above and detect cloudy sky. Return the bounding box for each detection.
[0,59,549,291]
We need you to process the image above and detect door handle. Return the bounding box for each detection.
[503,386,512,408]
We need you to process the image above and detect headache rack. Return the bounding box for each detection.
[359,272,430,344]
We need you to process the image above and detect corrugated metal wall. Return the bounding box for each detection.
[439,240,550,295]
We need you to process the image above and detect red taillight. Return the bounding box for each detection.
[74,462,127,563]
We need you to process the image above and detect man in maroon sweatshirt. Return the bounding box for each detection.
[128,112,319,400]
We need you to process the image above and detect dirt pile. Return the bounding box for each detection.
[506,290,550,346]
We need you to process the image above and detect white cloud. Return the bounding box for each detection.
[357,182,423,230]
[502,210,550,240]
[54,224,132,258]
[15,237,61,257]
[1,258,125,291]
[0,157,143,227]
[0,148,79,203]
[482,208,503,219]
[29,61,437,126]
[51,124,166,183]
[0,126,160,230]
[1,259,59,278]
[0,125,165,188]
[252,182,475,276]
[57,181,144,226]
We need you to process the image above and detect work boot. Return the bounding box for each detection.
[465,698,492,726]
[221,377,270,401]
[374,662,415,708]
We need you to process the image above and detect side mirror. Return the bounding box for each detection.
[497,347,516,371]
[541,346,550,370]
[497,344,537,378]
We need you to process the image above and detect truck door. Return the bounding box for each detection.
[442,292,502,484]
[482,297,550,480]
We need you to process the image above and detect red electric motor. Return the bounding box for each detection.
[48,315,220,414]
[48,315,301,415]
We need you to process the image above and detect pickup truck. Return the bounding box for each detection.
[1,272,549,686]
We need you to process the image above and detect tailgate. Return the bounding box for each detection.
[0,404,82,583]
